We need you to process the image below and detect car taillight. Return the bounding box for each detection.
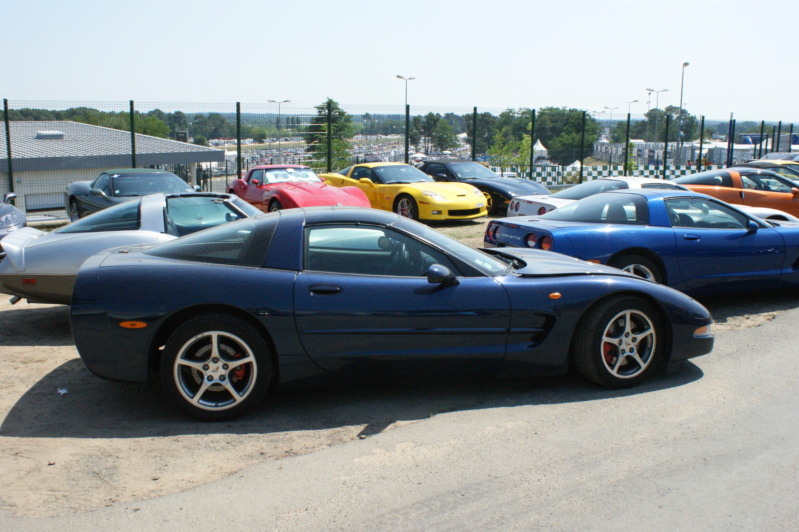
[525,233,537,247]
[537,206,547,215]
[492,225,500,240]
[513,202,520,212]
[540,236,553,250]
[486,224,500,242]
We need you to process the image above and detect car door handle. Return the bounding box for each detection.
[682,234,700,240]
[309,284,342,296]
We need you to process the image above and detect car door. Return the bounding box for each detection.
[425,163,454,182]
[293,223,511,374]
[81,173,114,214]
[666,197,784,291]
[242,169,267,209]
[350,167,383,208]
[738,171,799,216]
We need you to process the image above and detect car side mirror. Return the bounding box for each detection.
[746,220,759,234]
[3,192,16,204]
[427,264,459,286]
[792,188,799,196]
[90,188,108,199]
[251,179,260,186]
[358,178,375,186]
[193,185,201,192]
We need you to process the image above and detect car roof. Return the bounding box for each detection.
[601,188,712,200]
[354,162,410,168]
[248,165,310,171]
[302,205,402,225]
[424,159,474,164]
[103,168,175,175]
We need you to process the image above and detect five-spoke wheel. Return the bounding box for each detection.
[395,195,418,220]
[608,254,663,284]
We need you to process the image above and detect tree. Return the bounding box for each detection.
[488,130,517,173]
[432,120,458,153]
[536,107,599,165]
[305,98,354,170]
[192,135,208,146]
[463,112,498,156]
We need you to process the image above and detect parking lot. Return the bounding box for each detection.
[0,217,798,526]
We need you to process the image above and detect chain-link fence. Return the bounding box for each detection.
[1,99,795,220]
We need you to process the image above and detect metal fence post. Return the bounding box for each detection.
[578,111,586,183]
[662,114,670,179]
[404,104,410,164]
[471,107,477,161]
[758,120,765,158]
[726,117,736,167]
[528,109,536,176]
[326,101,332,173]
[236,102,242,178]
[697,116,705,172]
[770,125,776,155]
[129,100,137,168]
[624,113,631,176]
[776,122,782,152]
[3,99,13,193]
[790,124,794,153]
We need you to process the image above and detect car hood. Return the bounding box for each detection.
[404,182,480,198]
[483,247,634,278]
[465,177,548,195]
[515,196,574,209]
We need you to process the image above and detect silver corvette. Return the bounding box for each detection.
[0,192,260,305]
[0,193,26,259]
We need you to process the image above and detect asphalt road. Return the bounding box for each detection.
[2,299,797,530]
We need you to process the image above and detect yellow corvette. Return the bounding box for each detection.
[319,162,487,221]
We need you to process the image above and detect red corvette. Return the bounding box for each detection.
[228,165,370,212]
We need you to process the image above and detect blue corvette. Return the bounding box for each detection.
[484,189,799,295]
[71,207,713,420]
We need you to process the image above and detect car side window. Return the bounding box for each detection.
[94,174,112,195]
[426,163,448,179]
[248,169,263,184]
[665,198,748,229]
[304,225,457,277]
[56,199,141,233]
[351,167,374,181]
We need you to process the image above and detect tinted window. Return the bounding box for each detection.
[672,170,733,187]
[551,179,628,200]
[445,162,497,179]
[304,224,458,277]
[248,169,264,184]
[146,216,277,267]
[94,174,113,195]
[641,183,685,190]
[56,199,141,233]
[373,165,434,184]
[113,172,193,196]
[264,167,320,184]
[541,193,649,225]
[740,173,794,193]
[665,198,748,229]
[164,196,257,237]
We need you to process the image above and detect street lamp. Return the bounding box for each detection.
[678,62,690,164]
[396,74,415,107]
[268,99,290,163]
[626,99,639,115]
[604,106,619,131]
[645,88,668,141]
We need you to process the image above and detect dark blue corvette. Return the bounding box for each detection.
[485,189,799,296]
[71,207,713,420]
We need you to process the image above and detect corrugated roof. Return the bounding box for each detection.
[0,121,225,172]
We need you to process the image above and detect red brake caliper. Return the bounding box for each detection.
[231,352,246,381]
[603,343,615,365]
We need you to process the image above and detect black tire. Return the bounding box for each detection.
[68,198,82,222]
[572,296,662,388]
[608,254,663,284]
[159,314,273,421]
[394,194,418,220]
[268,199,282,212]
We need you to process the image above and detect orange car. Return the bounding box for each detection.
[671,167,799,216]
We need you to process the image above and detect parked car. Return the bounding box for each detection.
[65,169,197,221]
[484,189,799,296]
[318,162,487,221]
[0,193,26,259]
[418,159,549,214]
[227,164,370,212]
[507,177,687,217]
[758,152,799,162]
[0,193,259,305]
[69,206,713,420]
[736,160,799,181]
[671,167,799,217]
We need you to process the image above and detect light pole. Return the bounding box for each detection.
[645,88,668,142]
[268,99,290,163]
[626,99,639,115]
[678,62,690,164]
[397,75,415,162]
[604,106,618,134]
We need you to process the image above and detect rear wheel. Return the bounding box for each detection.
[160,314,273,421]
[608,254,663,284]
[68,199,82,222]
[269,199,282,212]
[572,296,662,388]
[395,195,418,220]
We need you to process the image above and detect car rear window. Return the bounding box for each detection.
[145,215,277,267]
[672,171,733,187]
[551,179,627,200]
[541,192,649,225]
[56,200,141,233]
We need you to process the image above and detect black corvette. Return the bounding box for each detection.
[419,159,549,214]
[71,207,713,420]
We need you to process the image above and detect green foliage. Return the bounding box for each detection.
[432,120,458,152]
[7,106,174,138]
[192,135,208,146]
[488,130,517,172]
[536,107,599,165]
[305,98,354,169]
[462,112,498,156]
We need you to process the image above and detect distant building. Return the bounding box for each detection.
[0,121,224,212]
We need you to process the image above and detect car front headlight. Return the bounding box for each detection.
[473,188,483,196]
[422,190,446,202]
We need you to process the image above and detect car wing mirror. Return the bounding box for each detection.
[3,192,16,204]
[427,264,459,286]
[746,220,759,234]
[90,188,108,198]
[358,177,375,186]
[251,178,260,186]
[193,185,201,192]
[792,188,799,196]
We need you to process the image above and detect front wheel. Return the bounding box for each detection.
[608,254,663,284]
[572,296,662,388]
[68,199,82,222]
[482,191,495,214]
[395,195,418,220]
[160,314,273,421]
[268,199,282,212]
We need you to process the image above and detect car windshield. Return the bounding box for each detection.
[446,162,498,179]
[113,173,193,196]
[263,167,321,184]
[541,192,649,225]
[551,179,628,200]
[164,196,260,236]
[395,218,508,276]
[374,165,434,184]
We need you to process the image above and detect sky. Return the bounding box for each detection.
[4,0,798,123]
